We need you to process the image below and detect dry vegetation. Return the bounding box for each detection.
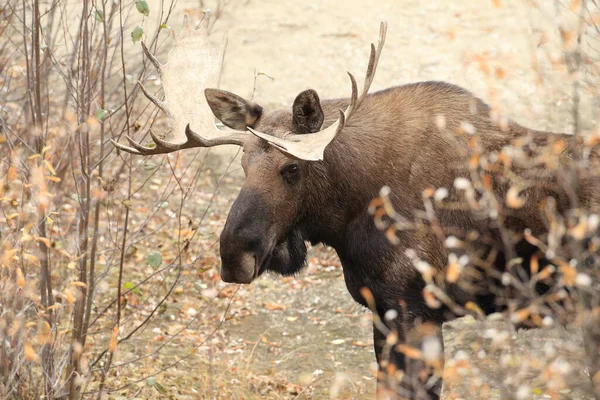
[0,0,599,399]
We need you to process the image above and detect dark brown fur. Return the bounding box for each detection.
[208,81,599,399]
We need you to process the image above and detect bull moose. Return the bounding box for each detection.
[112,15,600,400]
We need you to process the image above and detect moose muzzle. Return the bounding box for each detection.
[219,189,275,284]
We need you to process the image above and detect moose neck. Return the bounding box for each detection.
[298,101,418,250]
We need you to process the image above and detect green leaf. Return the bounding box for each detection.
[131,26,144,43]
[154,382,167,394]
[142,163,157,171]
[159,23,168,30]
[135,0,150,16]
[146,377,156,387]
[124,281,142,296]
[95,108,108,121]
[147,251,162,269]
[94,10,104,22]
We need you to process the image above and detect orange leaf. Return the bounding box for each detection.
[422,187,435,198]
[569,218,587,240]
[491,0,502,7]
[71,281,88,289]
[482,174,493,191]
[23,253,41,267]
[63,289,75,304]
[506,186,524,209]
[423,287,441,309]
[475,55,490,76]
[38,321,53,344]
[495,68,505,80]
[465,302,484,317]
[7,212,20,220]
[395,344,423,359]
[37,237,51,247]
[360,287,375,309]
[109,325,119,353]
[559,262,576,286]
[446,261,462,283]
[469,154,480,170]
[385,226,400,245]
[512,308,530,323]
[593,369,600,385]
[569,0,581,12]
[43,160,56,175]
[1,249,18,266]
[530,254,539,275]
[16,268,25,288]
[264,303,286,311]
[561,29,575,46]
[8,166,17,180]
[24,342,39,363]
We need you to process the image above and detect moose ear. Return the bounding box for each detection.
[205,89,263,130]
[292,89,324,134]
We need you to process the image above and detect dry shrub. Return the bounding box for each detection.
[0,1,236,399]
[368,1,600,398]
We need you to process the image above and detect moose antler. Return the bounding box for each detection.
[247,21,387,161]
[110,13,247,155]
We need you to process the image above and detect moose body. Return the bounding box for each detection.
[211,80,591,397]
[112,19,599,400]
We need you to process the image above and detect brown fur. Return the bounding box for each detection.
[209,80,599,399]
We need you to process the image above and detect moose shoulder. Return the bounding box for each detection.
[112,18,598,400]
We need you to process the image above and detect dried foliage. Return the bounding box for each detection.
[366,1,600,398]
[0,0,249,399]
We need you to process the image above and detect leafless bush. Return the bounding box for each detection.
[0,0,239,399]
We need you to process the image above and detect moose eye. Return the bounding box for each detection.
[280,163,300,182]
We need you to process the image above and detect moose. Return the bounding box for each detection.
[112,15,600,400]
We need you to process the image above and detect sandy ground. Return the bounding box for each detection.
[111,0,599,398]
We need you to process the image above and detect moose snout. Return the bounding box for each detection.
[219,189,273,284]
[219,228,264,284]
[219,250,256,284]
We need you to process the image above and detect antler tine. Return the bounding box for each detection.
[141,41,164,76]
[247,21,387,162]
[184,124,246,147]
[109,138,141,155]
[347,21,387,119]
[111,14,247,158]
[197,10,211,35]
[138,80,169,116]
[111,124,247,156]
[345,72,359,117]
[109,134,171,156]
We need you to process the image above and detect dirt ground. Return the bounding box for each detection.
[110,0,598,399]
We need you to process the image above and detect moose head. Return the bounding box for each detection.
[112,15,388,285]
